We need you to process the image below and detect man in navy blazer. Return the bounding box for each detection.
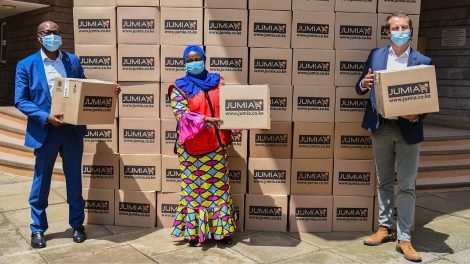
[15,21,87,248]
[357,12,431,262]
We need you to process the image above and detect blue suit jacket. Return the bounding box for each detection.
[355,46,432,145]
[14,50,87,149]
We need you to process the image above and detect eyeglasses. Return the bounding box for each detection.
[38,30,61,36]
[185,57,203,63]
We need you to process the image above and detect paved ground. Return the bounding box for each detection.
[0,173,469,264]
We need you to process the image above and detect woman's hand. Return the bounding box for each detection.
[231,130,242,137]
[204,117,224,128]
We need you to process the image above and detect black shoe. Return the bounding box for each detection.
[220,237,233,245]
[31,232,46,249]
[72,226,86,243]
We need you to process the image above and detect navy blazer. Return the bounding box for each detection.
[14,50,87,149]
[355,46,432,145]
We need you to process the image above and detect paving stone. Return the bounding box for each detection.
[121,228,187,256]
[0,181,32,197]
[228,231,319,263]
[52,188,67,200]
[151,246,255,264]
[287,232,368,249]
[104,224,149,235]
[18,221,113,248]
[428,258,457,264]
[415,206,449,227]
[38,235,124,262]
[0,228,32,256]
[0,173,32,184]
[4,203,69,227]
[431,191,470,206]
[0,212,15,231]
[0,191,65,212]
[416,195,470,217]
[273,250,359,264]
[50,245,154,264]
[443,248,470,263]
[0,251,46,264]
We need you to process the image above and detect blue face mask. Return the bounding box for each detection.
[185,60,205,75]
[41,34,62,52]
[390,30,411,47]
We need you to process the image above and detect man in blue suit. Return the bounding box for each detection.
[357,12,432,262]
[15,21,88,248]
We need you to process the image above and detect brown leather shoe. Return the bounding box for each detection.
[363,226,396,246]
[396,240,422,262]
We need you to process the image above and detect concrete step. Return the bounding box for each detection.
[0,116,26,140]
[0,107,27,126]
[0,134,33,158]
[421,138,470,149]
[421,144,470,155]
[424,125,470,141]
[0,152,64,180]
[417,169,470,189]
[419,158,470,172]
[420,153,470,162]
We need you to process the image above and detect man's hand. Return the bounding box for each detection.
[205,117,224,128]
[361,68,374,89]
[114,83,121,95]
[401,115,419,122]
[47,113,64,127]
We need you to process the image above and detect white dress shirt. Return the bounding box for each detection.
[40,49,67,97]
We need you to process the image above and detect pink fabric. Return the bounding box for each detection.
[178,112,205,143]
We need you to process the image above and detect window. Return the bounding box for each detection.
[0,22,6,64]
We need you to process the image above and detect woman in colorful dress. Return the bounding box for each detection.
[169,45,238,247]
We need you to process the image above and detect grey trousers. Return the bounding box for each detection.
[371,123,420,241]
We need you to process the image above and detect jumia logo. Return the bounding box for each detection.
[210,58,243,68]
[209,20,242,31]
[388,82,431,98]
[297,97,330,107]
[122,19,154,29]
[340,61,365,72]
[166,169,181,179]
[122,94,154,105]
[165,131,178,141]
[297,171,329,182]
[122,57,154,67]
[339,25,372,36]
[299,135,331,145]
[78,19,111,29]
[340,98,368,109]
[161,204,178,214]
[341,136,372,146]
[80,56,111,66]
[165,20,197,30]
[297,23,329,34]
[85,129,112,139]
[254,59,287,70]
[225,100,264,111]
[123,129,155,139]
[336,208,368,218]
[85,200,109,211]
[254,170,286,180]
[228,170,241,181]
[83,96,113,108]
[119,202,150,213]
[82,165,114,175]
[124,166,156,176]
[255,134,288,144]
[249,206,282,216]
[271,97,287,108]
[338,172,371,182]
[297,61,330,72]
[165,57,185,68]
[295,208,328,218]
[254,23,287,34]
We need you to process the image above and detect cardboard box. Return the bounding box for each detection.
[116,0,159,6]
[250,48,292,85]
[220,85,271,130]
[73,7,116,45]
[119,118,161,154]
[206,46,248,84]
[120,154,162,191]
[374,65,439,118]
[335,0,377,13]
[228,130,248,157]
[118,82,160,118]
[161,119,177,155]
[74,0,116,6]
[75,45,117,82]
[335,86,369,123]
[117,7,160,45]
[228,157,247,194]
[161,155,181,193]
[204,9,248,47]
[334,123,373,160]
[293,49,335,86]
[160,0,202,7]
[292,85,335,123]
[115,190,157,227]
[292,12,335,49]
[289,195,333,232]
[232,194,245,230]
[250,122,292,159]
[333,160,376,196]
[118,45,160,82]
[157,192,180,228]
[51,78,117,125]
[82,153,120,189]
[335,12,377,50]
[335,50,369,87]
[292,0,335,11]
[83,188,114,225]
[245,194,288,232]
[160,83,173,119]
[378,0,422,14]
[333,196,373,232]
[249,10,292,48]
[84,120,118,153]
[248,158,291,195]
[293,122,334,159]
[160,8,203,45]
[204,0,247,9]
[377,13,420,50]
[270,85,293,122]
[291,159,333,195]
[160,46,188,83]
[248,0,291,10]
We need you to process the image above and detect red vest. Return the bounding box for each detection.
[170,82,233,156]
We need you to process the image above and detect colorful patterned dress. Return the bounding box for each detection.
[169,87,237,242]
